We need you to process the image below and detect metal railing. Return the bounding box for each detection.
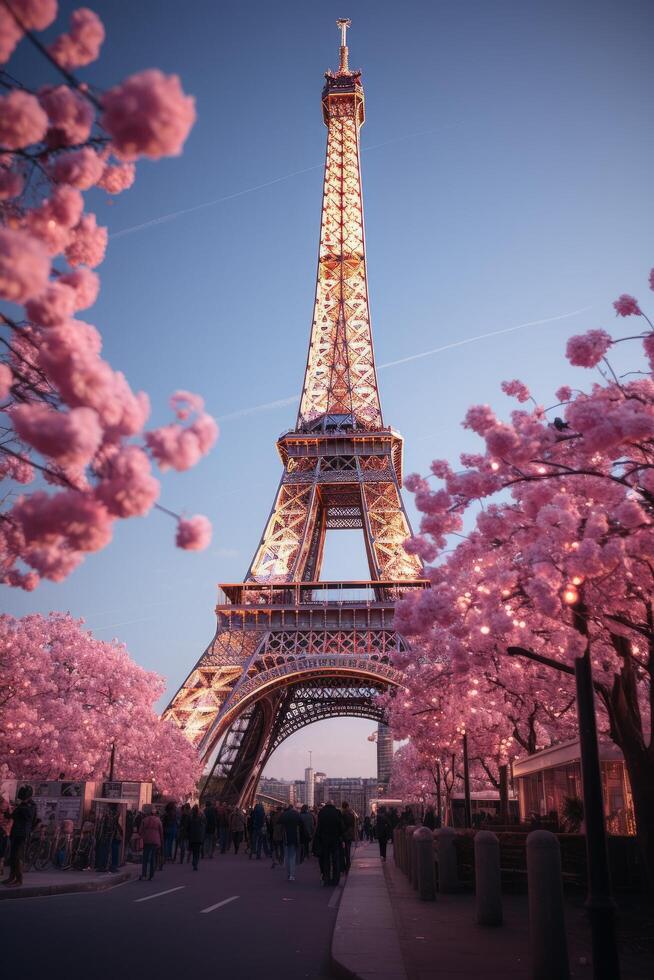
[217,579,428,608]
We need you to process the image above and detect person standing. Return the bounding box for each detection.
[95,803,121,873]
[316,800,344,887]
[140,805,163,880]
[279,804,302,882]
[2,785,35,887]
[229,806,246,854]
[203,800,217,859]
[376,806,391,862]
[189,805,205,870]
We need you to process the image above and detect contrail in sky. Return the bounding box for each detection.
[216,306,591,423]
[109,124,460,241]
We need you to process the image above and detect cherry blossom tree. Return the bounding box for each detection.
[0,611,201,798]
[0,2,217,589]
[396,267,654,884]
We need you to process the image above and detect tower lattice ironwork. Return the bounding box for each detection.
[164,21,426,804]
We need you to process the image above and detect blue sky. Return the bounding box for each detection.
[4,0,654,779]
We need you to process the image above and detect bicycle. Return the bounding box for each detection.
[72,823,95,870]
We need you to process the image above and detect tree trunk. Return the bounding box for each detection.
[618,743,654,892]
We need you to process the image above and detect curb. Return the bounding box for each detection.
[331,846,407,980]
[0,867,137,901]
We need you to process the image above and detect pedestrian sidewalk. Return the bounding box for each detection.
[333,842,601,980]
[332,842,407,980]
[0,864,139,900]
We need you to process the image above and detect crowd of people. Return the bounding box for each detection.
[1,783,426,889]
[133,799,406,885]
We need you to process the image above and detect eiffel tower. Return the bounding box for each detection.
[164,20,427,804]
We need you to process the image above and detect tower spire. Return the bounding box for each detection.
[336,17,351,73]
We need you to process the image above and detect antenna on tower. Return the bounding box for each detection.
[336,18,351,74]
[308,750,313,768]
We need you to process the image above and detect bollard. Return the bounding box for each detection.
[414,827,436,901]
[405,825,417,883]
[526,831,569,980]
[474,831,502,926]
[434,826,458,893]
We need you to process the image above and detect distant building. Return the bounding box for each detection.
[304,767,315,807]
[376,723,393,787]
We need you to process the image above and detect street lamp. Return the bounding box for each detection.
[563,586,620,980]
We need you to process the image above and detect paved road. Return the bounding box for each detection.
[2,845,350,978]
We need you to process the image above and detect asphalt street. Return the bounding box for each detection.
[1,844,351,978]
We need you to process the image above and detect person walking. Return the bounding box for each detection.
[140,805,163,881]
[299,804,313,863]
[178,802,191,864]
[341,801,356,875]
[229,806,246,854]
[363,814,372,842]
[95,803,122,873]
[0,793,12,880]
[2,785,35,887]
[250,801,268,859]
[376,806,391,862]
[316,800,344,886]
[217,803,229,854]
[279,804,302,881]
[203,800,217,859]
[162,802,177,862]
[189,804,205,870]
[270,805,284,868]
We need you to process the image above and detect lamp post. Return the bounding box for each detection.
[436,761,442,826]
[564,587,620,980]
[462,731,472,829]
[109,741,116,781]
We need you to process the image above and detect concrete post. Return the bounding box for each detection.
[434,826,458,893]
[396,827,405,872]
[474,830,503,926]
[413,827,436,901]
[527,831,570,980]
[405,825,417,883]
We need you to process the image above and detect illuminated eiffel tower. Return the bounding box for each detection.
[164,21,426,804]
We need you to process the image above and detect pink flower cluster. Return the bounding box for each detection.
[0,3,212,588]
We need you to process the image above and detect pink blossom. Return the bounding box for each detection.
[25,281,76,326]
[97,161,135,194]
[11,0,57,30]
[50,146,104,189]
[102,69,196,160]
[64,213,107,267]
[49,8,105,69]
[176,514,212,551]
[0,452,34,483]
[485,424,520,459]
[0,90,47,149]
[58,266,100,310]
[555,385,572,402]
[404,534,437,562]
[0,227,50,302]
[615,499,647,529]
[0,362,12,400]
[404,473,428,494]
[565,329,612,368]
[26,185,84,254]
[146,412,218,472]
[501,379,531,403]
[649,268,654,292]
[95,446,159,517]
[613,294,641,317]
[0,164,23,199]
[170,389,204,419]
[463,404,496,435]
[0,7,23,63]
[39,86,94,146]
[13,489,113,552]
[430,459,452,479]
[11,404,102,468]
